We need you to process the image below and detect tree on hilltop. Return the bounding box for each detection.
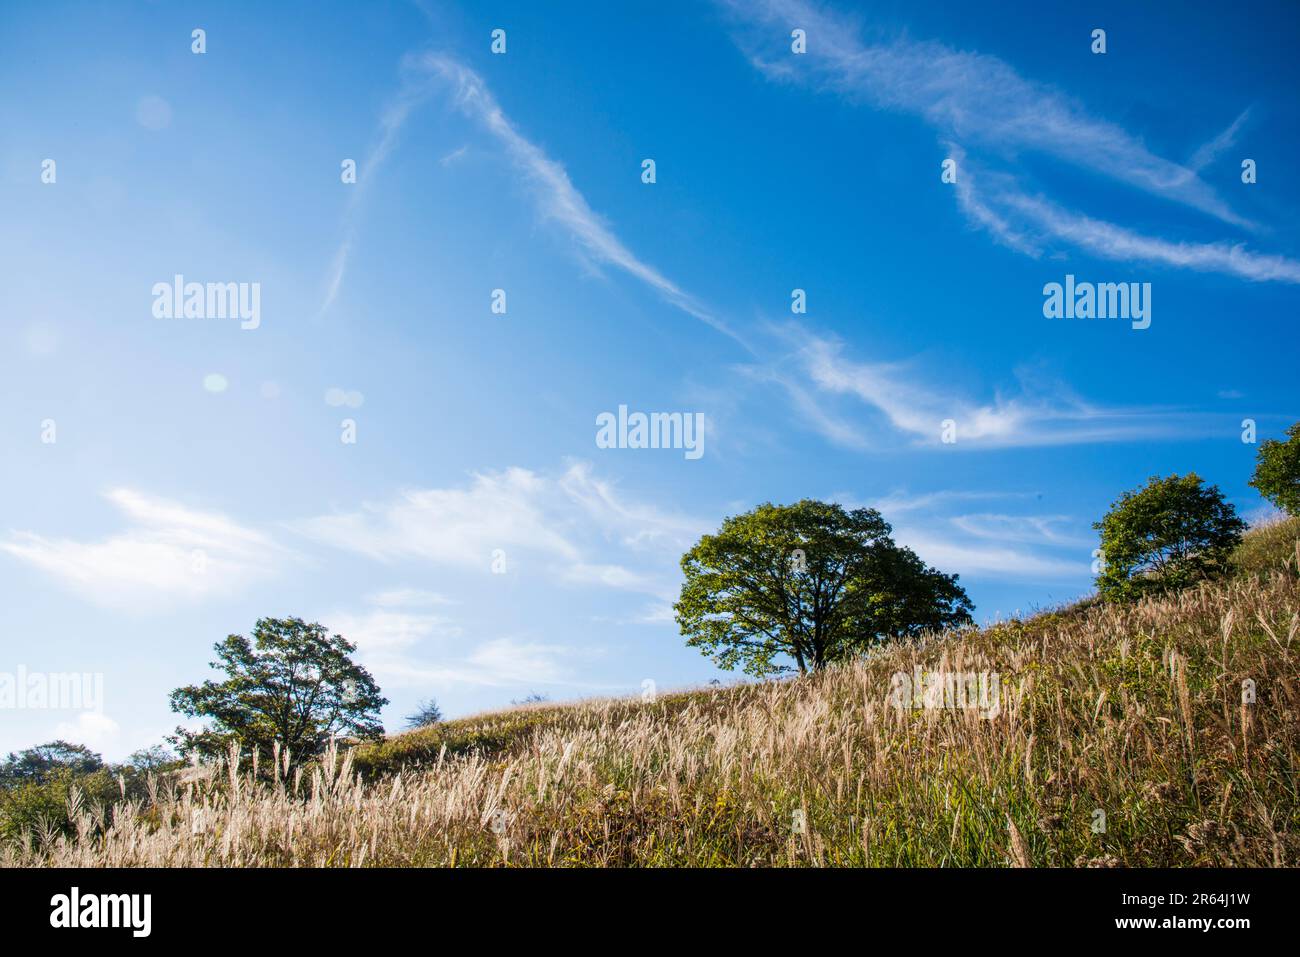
[675,500,972,677]
[1094,474,1245,601]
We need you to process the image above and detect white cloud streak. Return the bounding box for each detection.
[319,88,432,316]
[1001,191,1300,283]
[836,491,1089,582]
[295,462,703,600]
[721,0,1300,284]
[0,489,287,610]
[320,49,752,348]
[1188,109,1252,174]
[766,329,1218,449]
[721,0,1245,224]
[412,53,753,350]
[295,466,580,567]
[328,595,597,691]
[893,527,1084,581]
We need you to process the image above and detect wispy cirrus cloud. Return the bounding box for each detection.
[0,489,288,610]
[321,49,752,348]
[319,88,433,315]
[294,466,580,568]
[412,53,753,350]
[1188,108,1252,174]
[946,148,1041,258]
[720,0,1300,284]
[999,189,1300,283]
[325,590,603,691]
[893,528,1084,581]
[836,490,1089,582]
[295,461,703,601]
[950,513,1088,548]
[951,150,1300,282]
[2,465,698,613]
[864,488,1034,516]
[720,0,1244,222]
[760,327,1220,450]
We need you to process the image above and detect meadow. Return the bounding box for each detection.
[4,519,1297,867]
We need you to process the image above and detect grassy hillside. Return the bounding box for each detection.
[5,519,1299,867]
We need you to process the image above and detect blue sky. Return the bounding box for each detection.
[2,0,1297,760]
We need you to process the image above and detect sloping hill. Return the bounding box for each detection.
[8,520,1299,867]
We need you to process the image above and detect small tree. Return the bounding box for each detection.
[1249,421,1300,517]
[1094,473,1245,601]
[169,617,387,762]
[127,745,177,773]
[405,699,443,729]
[675,500,972,677]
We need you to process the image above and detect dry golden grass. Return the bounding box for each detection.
[5,563,1298,867]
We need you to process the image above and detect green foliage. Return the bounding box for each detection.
[0,742,125,844]
[1,775,79,843]
[1249,421,1300,517]
[1093,473,1245,601]
[675,500,973,676]
[0,740,102,786]
[126,744,177,773]
[169,617,387,762]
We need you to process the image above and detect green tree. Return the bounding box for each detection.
[1249,421,1300,517]
[169,617,387,762]
[0,741,102,786]
[1094,473,1245,601]
[126,745,177,773]
[675,500,973,676]
[0,742,118,844]
[404,698,443,729]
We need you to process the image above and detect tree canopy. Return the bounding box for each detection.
[0,741,103,786]
[1249,421,1300,518]
[169,617,387,762]
[675,500,973,676]
[1093,473,1245,601]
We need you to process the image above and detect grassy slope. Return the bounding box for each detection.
[7,519,1300,867]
